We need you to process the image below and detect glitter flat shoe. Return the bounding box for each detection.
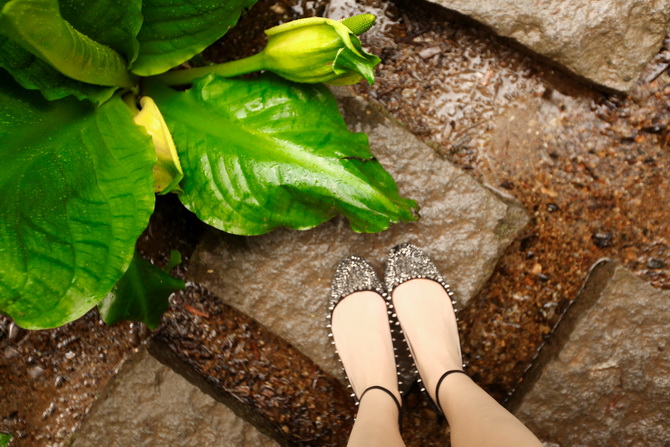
[329,255,386,309]
[384,243,467,414]
[328,255,402,425]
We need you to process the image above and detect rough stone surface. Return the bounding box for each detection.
[71,348,278,447]
[424,0,670,92]
[509,261,670,446]
[151,284,356,447]
[188,88,528,379]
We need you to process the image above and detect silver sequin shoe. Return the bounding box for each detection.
[384,243,467,414]
[328,256,402,425]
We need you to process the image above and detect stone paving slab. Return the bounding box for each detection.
[151,284,355,447]
[509,260,670,446]
[188,87,529,380]
[424,0,670,92]
[71,347,278,447]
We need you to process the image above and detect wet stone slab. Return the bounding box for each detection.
[509,261,670,446]
[188,88,529,381]
[424,0,670,92]
[150,284,355,446]
[71,347,279,447]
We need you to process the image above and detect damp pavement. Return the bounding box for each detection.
[2,0,670,446]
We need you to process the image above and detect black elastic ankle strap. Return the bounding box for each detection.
[435,370,468,414]
[359,386,402,429]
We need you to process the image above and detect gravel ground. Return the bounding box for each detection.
[151,283,355,446]
[2,0,668,445]
[0,197,204,446]
[344,0,670,402]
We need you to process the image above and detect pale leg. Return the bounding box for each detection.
[347,389,405,447]
[332,291,405,447]
[392,280,542,447]
[439,374,543,447]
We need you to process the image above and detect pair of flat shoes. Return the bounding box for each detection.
[327,243,467,417]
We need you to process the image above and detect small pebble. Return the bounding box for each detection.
[54,375,66,388]
[42,403,56,420]
[592,231,613,248]
[419,47,441,59]
[270,3,286,14]
[4,346,19,359]
[28,366,45,380]
[8,322,24,341]
[647,258,665,269]
[500,179,514,190]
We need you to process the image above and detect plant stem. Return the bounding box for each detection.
[155,52,266,86]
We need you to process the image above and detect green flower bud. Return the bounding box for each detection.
[154,15,382,87]
[259,15,381,85]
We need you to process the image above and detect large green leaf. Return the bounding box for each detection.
[0,74,155,329]
[0,0,117,102]
[0,35,117,103]
[148,74,417,235]
[59,0,143,64]
[132,0,258,76]
[98,250,184,329]
[0,0,135,87]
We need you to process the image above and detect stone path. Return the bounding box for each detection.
[509,260,670,446]
[72,93,670,446]
[424,0,670,92]
[3,0,669,445]
[187,87,529,381]
[71,348,278,447]
[73,258,670,447]
[72,90,529,446]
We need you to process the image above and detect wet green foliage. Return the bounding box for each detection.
[133,0,258,76]
[149,74,416,234]
[98,250,185,329]
[0,74,155,328]
[0,0,416,329]
[0,433,12,447]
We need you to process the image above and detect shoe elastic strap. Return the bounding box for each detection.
[359,385,402,428]
[435,369,468,414]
